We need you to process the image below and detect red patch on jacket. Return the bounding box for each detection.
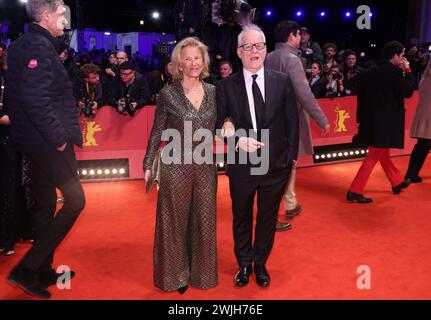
[28,59,38,69]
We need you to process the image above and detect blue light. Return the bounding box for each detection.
[369,12,373,17]
[296,11,303,17]
[320,11,326,17]
[345,11,352,18]
[266,10,272,17]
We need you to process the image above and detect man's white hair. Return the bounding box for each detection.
[26,0,63,23]
[237,24,266,47]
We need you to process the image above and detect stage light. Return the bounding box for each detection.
[327,154,332,158]
[369,12,373,17]
[82,170,88,176]
[119,168,126,174]
[19,0,27,4]
[112,169,118,174]
[218,162,225,168]
[265,10,272,17]
[321,155,326,159]
[338,153,343,157]
[345,11,352,18]
[104,32,111,36]
[296,11,303,17]
[315,155,320,160]
[320,11,326,17]
[104,169,110,175]
[344,152,349,156]
[152,11,160,19]
[97,169,103,175]
[140,20,144,25]
[361,150,365,154]
[89,170,95,175]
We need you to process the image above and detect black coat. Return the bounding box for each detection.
[108,74,151,109]
[216,69,299,178]
[5,23,82,149]
[354,61,415,148]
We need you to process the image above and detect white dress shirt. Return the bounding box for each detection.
[243,67,265,132]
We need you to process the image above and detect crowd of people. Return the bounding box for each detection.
[0,0,431,300]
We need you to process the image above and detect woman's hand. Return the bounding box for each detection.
[144,170,151,182]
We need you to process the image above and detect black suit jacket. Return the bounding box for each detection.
[216,69,299,178]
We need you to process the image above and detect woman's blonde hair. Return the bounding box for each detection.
[171,37,210,81]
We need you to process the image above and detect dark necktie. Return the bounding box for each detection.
[251,74,265,131]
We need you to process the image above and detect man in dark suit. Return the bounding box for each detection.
[217,24,299,288]
[347,41,415,203]
[5,0,84,298]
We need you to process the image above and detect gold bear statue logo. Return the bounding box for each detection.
[83,121,102,147]
[334,106,350,132]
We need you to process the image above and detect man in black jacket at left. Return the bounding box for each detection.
[5,0,85,299]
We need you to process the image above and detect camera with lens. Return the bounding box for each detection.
[81,97,96,118]
[124,94,136,117]
[331,71,344,82]
[347,66,360,78]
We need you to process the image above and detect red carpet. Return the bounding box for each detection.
[1,155,431,300]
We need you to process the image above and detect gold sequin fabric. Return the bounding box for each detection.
[143,81,218,292]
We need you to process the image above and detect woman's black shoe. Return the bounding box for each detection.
[392,181,409,194]
[177,285,188,294]
[346,191,373,203]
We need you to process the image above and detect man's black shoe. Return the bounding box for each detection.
[346,191,373,203]
[7,266,51,299]
[39,269,76,288]
[254,265,270,287]
[404,176,423,185]
[234,266,252,288]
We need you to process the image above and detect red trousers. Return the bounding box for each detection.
[349,147,403,194]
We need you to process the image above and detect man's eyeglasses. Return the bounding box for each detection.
[120,71,134,77]
[239,42,266,51]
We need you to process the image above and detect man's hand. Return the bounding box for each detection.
[57,143,67,152]
[78,100,85,109]
[400,57,410,71]
[117,99,126,112]
[322,124,330,136]
[105,68,115,77]
[221,121,235,138]
[237,137,264,153]
[144,169,151,182]
[0,115,10,125]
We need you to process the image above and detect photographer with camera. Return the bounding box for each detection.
[73,64,104,118]
[108,61,150,116]
[342,50,363,96]
[299,27,323,70]
[325,65,345,98]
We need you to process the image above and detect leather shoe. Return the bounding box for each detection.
[346,191,373,203]
[392,181,409,194]
[285,204,302,219]
[404,176,422,185]
[234,266,252,287]
[254,265,270,287]
[39,269,76,288]
[7,266,51,299]
[276,221,292,231]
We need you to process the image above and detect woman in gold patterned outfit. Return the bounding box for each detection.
[143,37,218,294]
